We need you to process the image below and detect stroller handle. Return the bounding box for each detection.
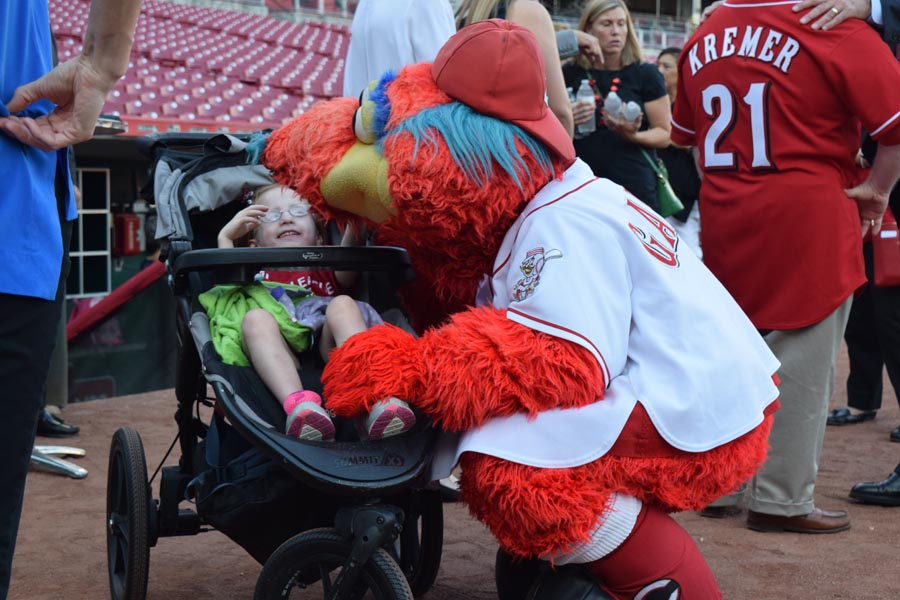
[171,245,415,292]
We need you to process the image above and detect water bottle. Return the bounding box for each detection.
[575,79,596,135]
[623,100,642,123]
[604,90,622,120]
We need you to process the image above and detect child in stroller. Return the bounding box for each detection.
[104,133,444,600]
[213,183,416,442]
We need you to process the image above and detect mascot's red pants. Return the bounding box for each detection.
[586,503,721,599]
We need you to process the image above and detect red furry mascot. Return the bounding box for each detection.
[257,20,779,599]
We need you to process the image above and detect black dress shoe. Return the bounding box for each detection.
[849,467,900,506]
[699,505,742,518]
[36,409,79,438]
[826,407,877,426]
[891,426,900,443]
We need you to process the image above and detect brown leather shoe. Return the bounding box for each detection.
[746,508,850,533]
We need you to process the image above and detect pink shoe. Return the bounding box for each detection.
[364,397,416,440]
[285,395,336,442]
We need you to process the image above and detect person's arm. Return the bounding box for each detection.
[0,0,143,150]
[556,29,580,58]
[334,221,365,290]
[556,29,602,64]
[846,142,900,235]
[508,1,575,138]
[792,0,871,29]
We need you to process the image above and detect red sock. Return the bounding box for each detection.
[585,504,721,599]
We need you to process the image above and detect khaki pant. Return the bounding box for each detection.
[708,297,853,516]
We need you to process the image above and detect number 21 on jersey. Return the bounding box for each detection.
[702,81,773,170]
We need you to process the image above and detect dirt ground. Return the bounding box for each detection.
[10,344,900,600]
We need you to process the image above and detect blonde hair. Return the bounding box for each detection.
[576,0,643,69]
[455,0,510,29]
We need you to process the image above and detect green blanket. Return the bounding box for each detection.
[199,282,313,366]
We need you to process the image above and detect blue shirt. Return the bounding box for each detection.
[1,0,76,300]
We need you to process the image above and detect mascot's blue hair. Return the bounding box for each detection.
[386,102,555,192]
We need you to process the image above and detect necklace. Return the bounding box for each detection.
[582,69,621,127]
[584,68,622,105]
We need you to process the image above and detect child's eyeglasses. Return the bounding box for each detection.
[257,204,310,223]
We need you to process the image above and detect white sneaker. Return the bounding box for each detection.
[364,397,416,440]
[285,401,336,441]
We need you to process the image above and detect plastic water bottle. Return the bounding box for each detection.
[575,79,596,135]
[623,101,642,123]
[604,90,622,120]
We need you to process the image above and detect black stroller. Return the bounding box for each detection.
[105,132,444,600]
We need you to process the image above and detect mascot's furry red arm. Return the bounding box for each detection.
[256,21,779,598]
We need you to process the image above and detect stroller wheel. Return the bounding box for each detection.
[106,427,152,600]
[255,528,414,600]
[391,489,443,597]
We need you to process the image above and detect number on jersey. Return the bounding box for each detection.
[702,81,773,170]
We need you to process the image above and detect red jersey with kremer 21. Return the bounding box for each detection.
[671,0,900,330]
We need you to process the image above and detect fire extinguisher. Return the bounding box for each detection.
[114,213,142,256]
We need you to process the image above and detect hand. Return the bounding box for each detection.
[701,1,724,22]
[844,179,889,236]
[603,107,642,141]
[793,0,871,30]
[322,324,423,418]
[571,99,597,127]
[855,148,870,168]
[218,204,269,247]
[573,29,603,65]
[0,56,118,151]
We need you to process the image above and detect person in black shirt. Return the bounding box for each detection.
[563,0,671,211]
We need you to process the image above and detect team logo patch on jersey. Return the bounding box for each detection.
[512,246,562,302]
[633,578,681,599]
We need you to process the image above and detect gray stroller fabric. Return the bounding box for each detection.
[154,133,274,241]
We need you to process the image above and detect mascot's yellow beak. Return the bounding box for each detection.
[321,142,395,224]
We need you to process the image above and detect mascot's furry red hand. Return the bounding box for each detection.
[256,20,780,598]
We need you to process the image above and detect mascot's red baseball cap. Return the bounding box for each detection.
[432,19,576,166]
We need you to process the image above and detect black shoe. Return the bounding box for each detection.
[849,468,900,506]
[826,407,877,426]
[36,409,80,438]
[699,505,742,518]
[891,426,900,443]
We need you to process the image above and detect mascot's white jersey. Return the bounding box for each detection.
[433,159,779,475]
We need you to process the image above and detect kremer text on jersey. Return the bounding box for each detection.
[687,26,800,76]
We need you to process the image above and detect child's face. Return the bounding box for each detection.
[251,187,321,248]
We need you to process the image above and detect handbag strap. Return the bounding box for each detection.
[639,148,663,176]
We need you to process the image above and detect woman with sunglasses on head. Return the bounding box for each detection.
[563,0,671,212]
[216,184,415,442]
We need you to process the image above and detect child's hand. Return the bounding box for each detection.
[218,204,268,247]
[341,218,368,247]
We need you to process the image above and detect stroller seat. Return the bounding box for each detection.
[174,244,438,496]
